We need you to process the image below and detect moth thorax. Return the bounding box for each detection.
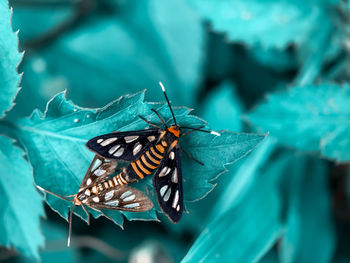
[73,196,82,205]
[121,168,138,184]
[167,126,180,138]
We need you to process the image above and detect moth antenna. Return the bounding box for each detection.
[67,204,75,247]
[210,131,221,136]
[159,82,177,126]
[36,185,74,202]
[181,126,221,136]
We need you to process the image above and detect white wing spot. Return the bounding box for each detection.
[105,190,114,201]
[97,139,103,144]
[172,190,179,208]
[171,168,178,183]
[159,167,168,177]
[123,203,140,208]
[133,142,142,155]
[114,147,124,157]
[163,188,171,202]
[108,144,121,155]
[84,189,91,196]
[106,200,119,206]
[101,137,118,146]
[169,152,175,160]
[92,196,100,202]
[86,178,92,186]
[123,194,136,202]
[91,158,102,170]
[160,185,168,197]
[94,169,105,176]
[120,190,132,199]
[176,204,180,211]
[125,136,139,143]
[148,136,156,142]
[165,167,171,176]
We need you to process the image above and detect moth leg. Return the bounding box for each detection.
[138,115,162,129]
[89,206,116,223]
[81,204,90,226]
[182,148,204,166]
[151,109,167,128]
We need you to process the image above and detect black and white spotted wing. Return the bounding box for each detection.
[87,185,153,212]
[80,155,117,189]
[153,145,183,223]
[86,129,161,161]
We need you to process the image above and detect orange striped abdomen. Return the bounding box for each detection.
[128,143,166,180]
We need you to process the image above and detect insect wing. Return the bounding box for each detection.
[86,129,161,161]
[153,145,183,223]
[88,185,153,212]
[80,155,117,189]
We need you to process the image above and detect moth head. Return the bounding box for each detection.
[168,125,180,137]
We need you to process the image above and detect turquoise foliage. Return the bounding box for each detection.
[9,0,204,119]
[0,0,349,262]
[0,1,43,260]
[247,83,350,162]
[280,157,335,263]
[188,0,338,49]
[14,90,264,224]
[0,136,44,259]
[0,1,22,117]
[182,139,283,263]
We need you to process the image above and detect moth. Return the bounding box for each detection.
[86,82,220,223]
[37,155,153,246]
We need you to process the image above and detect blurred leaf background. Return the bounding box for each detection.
[1,0,350,262]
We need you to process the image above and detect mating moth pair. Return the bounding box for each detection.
[38,82,220,245]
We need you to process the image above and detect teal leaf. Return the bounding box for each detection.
[0,1,22,117]
[38,222,75,263]
[181,138,284,263]
[294,22,334,85]
[348,169,350,205]
[247,83,350,162]
[200,81,243,132]
[209,137,276,219]
[15,221,76,263]
[321,129,350,162]
[188,0,337,49]
[258,249,279,263]
[14,90,265,226]
[9,0,204,119]
[0,136,44,259]
[281,157,335,263]
[249,47,298,73]
[11,4,74,42]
